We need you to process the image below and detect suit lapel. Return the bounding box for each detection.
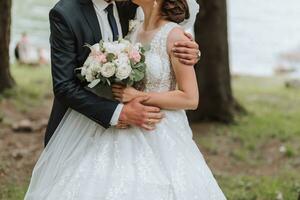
[80,0,102,43]
[116,2,138,37]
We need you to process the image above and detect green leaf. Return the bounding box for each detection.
[127,79,134,86]
[106,53,116,62]
[99,40,105,51]
[133,62,143,69]
[98,75,108,84]
[132,69,145,82]
[106,79,111,86]
[130,60,135,66]
[140,54,145,63]
[83,43,92,49]
[88,79,101,88]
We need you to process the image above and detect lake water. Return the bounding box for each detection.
[11,0,300,76]
[228,0,300,76]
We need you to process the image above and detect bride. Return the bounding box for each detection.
[25,0,227,199]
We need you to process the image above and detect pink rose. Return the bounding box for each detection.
[96,53,107,63]
[91,52,107,63]
[129,50,141,64]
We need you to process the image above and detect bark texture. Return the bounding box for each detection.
[188,0,244,123]
[0,0,15,92]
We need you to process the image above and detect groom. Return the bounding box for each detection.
[45,0,200,146]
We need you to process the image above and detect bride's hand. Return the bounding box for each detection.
[112,84,143,103]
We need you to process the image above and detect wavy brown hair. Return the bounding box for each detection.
[161,0,190,23]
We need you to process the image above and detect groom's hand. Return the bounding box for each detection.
[116,120,130,129]
[172,32,201,66]
[119,96,164,131]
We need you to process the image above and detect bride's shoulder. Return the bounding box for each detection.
[167,26,186,41]
[166,24,189,52]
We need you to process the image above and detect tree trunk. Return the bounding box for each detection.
[187,0,244,123]
[0,0,15,93]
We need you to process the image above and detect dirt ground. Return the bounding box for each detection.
[0,97,52,186]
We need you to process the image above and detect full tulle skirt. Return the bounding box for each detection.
[25,109,226,200]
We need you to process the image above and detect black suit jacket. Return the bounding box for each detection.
[45,0,138,146]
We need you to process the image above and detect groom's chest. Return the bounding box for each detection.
[74,8,130,65]
[93,6,123,42]
[73,2,137,66]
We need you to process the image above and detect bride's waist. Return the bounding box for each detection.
[157,109,188,122]
[161,109,185,116]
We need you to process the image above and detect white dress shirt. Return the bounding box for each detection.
[92,0,124,126]
[92,0,123,41]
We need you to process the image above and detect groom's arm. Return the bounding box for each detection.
[49,8,119,128]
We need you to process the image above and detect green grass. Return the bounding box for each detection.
[0,184,26,200]
[232,76,300,142]
[1,67,300,199]
[218,173,300,200]
[193,76,300,199]
[0,64,52,113]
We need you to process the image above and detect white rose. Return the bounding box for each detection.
[117,53,129,65]
[134,43,142,51]
[83,60,101,82]
[116,42,128,52]
[81,66,87,76]
[103,42,119,55]
[83,56,93,67]
[90,43,100,53]
[101,62,116,78]
[85,68,96,82]
[120,39,131,46]
[116,63,132,80]
[120,39,131,50]
[103,41,127,55]
[90,60,102,73]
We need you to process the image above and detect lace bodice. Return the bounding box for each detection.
[131,22,180,92]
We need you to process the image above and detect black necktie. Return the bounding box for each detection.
[105,4,119,41]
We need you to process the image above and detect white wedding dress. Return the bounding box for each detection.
[25,22,227,200]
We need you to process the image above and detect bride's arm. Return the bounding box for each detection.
[113,28,199,111]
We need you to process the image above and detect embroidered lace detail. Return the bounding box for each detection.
[143,22,179,92]
[129,22,179,92]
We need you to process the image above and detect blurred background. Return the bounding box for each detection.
[0,0,300,199]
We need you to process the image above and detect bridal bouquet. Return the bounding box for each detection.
[77,39,147,99]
